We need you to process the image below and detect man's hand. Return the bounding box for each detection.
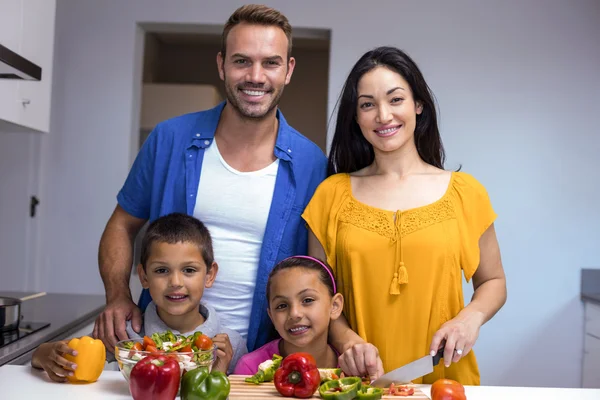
[92,296,142,353]
[211,333,233,374]
[31,340,78,383]
[338,342,384,381]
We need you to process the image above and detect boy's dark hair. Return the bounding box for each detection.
[221,4,293,59]
[140,213,214,271]
[266,256,335,304]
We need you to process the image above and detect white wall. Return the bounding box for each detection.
[32,0,600,388]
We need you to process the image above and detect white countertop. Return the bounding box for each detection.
[1,365,599,399]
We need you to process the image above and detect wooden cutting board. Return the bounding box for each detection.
[228,375,430,399]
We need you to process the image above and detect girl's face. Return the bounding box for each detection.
[267,267,343,349]
[355,66,423,154]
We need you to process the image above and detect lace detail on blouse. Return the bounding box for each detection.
[339,198,396,239]
[338,196,456,239]
[399,197,456,237]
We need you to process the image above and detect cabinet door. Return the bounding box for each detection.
[0,0,22,51]
[582,333,600,388]
[17,0,56,132]
[0,0,22,126]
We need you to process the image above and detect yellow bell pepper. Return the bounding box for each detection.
[64,336,106,383]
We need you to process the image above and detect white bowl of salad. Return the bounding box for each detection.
[115,330,216,383]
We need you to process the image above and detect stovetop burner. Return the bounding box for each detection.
[0,321,50,349]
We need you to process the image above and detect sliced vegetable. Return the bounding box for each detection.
[245,354,283,384]
[318,368,342,383]
[388,383,415,396]
[318,377,361,400]
[143,335,156,349]
[357,385,383,399]
[151,332,164,348]
[122,330,214,354]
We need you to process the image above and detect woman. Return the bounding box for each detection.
[302,46,507,385]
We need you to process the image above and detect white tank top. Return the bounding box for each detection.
[193,141,279,339]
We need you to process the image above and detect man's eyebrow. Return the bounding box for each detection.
[230,53,284,62]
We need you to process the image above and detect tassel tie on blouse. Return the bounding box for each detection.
[390,211,408,295]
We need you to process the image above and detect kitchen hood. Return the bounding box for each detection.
[0,43,41,81]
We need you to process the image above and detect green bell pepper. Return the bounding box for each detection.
[318,377,361,400]
[356,385,383,399]
[244,353,283,384]
[180,366,230,400]
[318,368,342,383]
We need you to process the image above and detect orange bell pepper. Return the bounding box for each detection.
[64,336,106,383]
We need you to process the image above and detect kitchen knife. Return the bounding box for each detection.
[369,347,444,388]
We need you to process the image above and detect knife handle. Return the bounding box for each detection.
[432,347,444,366]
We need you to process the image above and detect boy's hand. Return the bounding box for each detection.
[31,340,78,383]
[338,342,384,381]
[211,333,233,374]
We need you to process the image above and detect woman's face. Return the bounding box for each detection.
[355,66,422,154]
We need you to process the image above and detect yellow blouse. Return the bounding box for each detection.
[302,172,496,385]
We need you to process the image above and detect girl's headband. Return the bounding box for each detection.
[283,255,336,294]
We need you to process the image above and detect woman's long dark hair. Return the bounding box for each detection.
[328,46,445,176]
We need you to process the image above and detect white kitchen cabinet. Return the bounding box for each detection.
[0,0,56,133]
[0,0,22,52]
[0,0,22,126]
[582,301,600,388]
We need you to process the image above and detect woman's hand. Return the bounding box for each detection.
[429,311,484,367]
[338,342,384,380]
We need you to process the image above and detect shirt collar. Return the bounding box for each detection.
[189,101,294,162]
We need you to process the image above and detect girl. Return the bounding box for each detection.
[234,256,376,374]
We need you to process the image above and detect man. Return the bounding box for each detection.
[93,4,327,353]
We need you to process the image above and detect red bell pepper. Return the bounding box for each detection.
[129,354,181,400]
[274,352,321,398]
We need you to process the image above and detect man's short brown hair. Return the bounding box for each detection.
[221,4,293,59]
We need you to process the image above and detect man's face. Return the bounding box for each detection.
[217,23,295,120]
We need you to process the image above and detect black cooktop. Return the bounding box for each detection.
[0,322,50,349]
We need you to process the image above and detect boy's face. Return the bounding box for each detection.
[138,241,217,320]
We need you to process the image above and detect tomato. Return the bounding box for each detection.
[194,334,213,350]
[431,378,466,400]
[145,344,159,354]
[142,335,156,350]
[180,345,193,353]
[389,383,415,396]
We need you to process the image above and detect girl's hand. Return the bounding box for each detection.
[338,342,384,380]
[211,333,233,374]
[32,340,78,382]
[429,311,485,367]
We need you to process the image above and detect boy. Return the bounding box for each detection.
[32,213,247,381]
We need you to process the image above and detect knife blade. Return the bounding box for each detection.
[369,347,444,388]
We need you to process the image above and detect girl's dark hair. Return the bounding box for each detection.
[140,213,214,271]
[328,46,445,176]
[266,256,336,303]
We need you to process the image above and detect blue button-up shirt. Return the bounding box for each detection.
[117,102,327,351]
